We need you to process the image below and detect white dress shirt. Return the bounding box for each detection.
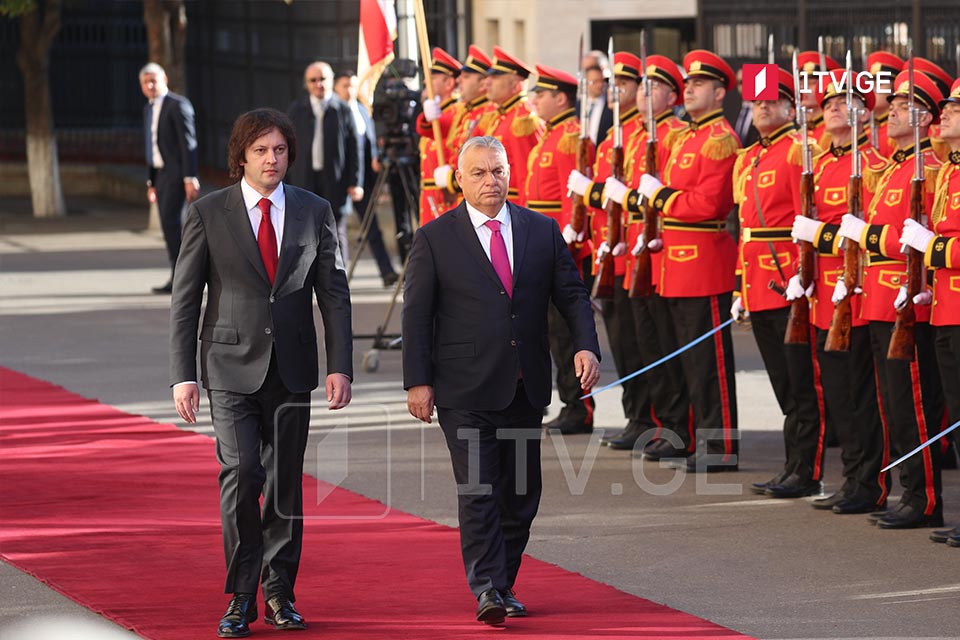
[240,177,285,255]
[586,95,605,144]
[466,201,514,272]
[149,90,167,169]
[309,95,326,171]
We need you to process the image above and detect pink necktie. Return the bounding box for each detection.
[257,198,278,284]
[485,219,512,297]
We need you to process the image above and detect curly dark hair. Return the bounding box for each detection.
[226,108,297,179]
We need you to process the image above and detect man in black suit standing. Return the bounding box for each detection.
[170,108,353,637]
[402,136,600,625]
[333,70,398,286]
[286,61,362,262]
[140,62,199,294]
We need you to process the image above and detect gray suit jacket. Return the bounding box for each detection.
[169,182,353,394]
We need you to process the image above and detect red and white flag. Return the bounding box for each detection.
[357,0,397,107]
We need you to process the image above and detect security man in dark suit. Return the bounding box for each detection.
[140,62,199,294]
[286,60,362,259]
[403,136,600,626]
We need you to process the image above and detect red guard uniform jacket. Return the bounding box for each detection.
[627,109,740,297]
[808,137,889,329]
[416,96,457,225]
[733,124,818,312]
[925,152,960,325]
[858,138,941,323]
[474,92,542,205]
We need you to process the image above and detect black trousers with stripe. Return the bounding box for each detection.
[664,293,738,461]
[868,321,944,514]
[935,325,960,437]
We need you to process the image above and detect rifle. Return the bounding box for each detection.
[592,38,622,299]
[825,50,863,352]
[570,33,590,245]
[888,52,924,361]
[785,50,815,344]
[628,29,658,298]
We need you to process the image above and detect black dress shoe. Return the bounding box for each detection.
[607,429,643,450]
[500,589,527,617]
[877,503,944,529]
[639,438,692,461]
[600,429,624,445]
[265,595,307,630]
[382,272,399,287]
[476,588,506,625]
[152,281,173,294]
[867,502,903,524]
[929,526,960,543]
[545,417,593,434]
[667,453,737,473]
[765,474,822,499]
[751,470,788,496]
[832,495,885,515]
[811,491,847,510]
[947,534,960,547]
[218,594,257,638]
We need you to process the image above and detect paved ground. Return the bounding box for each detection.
[1,200,959,639]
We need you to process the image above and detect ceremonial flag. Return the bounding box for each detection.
[357,0,396,107]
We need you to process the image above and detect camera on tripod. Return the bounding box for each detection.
[372,58,421,155]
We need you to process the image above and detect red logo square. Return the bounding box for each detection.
[742,64,779,101]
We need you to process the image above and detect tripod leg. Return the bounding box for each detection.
[347,168,390,282]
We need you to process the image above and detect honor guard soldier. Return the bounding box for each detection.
[732,66,825,498]
[416,47,461,225]
[865,52,904,158]
[909,58,953,161]
[836,68,946,529]
[797,51,841,147]
[899,77,960,545]
[474,47,543,206]
[567,53,692,453]
[433,45,496,200]
[790,69,889,514]
[604,50,741,472]
[524,63,597,434]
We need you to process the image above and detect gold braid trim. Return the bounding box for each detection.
[700,131,738,161]
[661,125,687,154]
[930,164,955,227]
[475,111,498,136]
[558,130,579,155]
[925,163,941,194]
[932,137,950,162]
[732,148,750,205]
[511,113,539,137]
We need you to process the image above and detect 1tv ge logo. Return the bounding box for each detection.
[742,64,779,101]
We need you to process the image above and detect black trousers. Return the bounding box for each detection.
[750,307,823,480]
[868,321,944,514]
[548,263,595,421]
[935,325,960,436]
[630,292,693,444]
[599,276,653,426]
[816,326,886,502]
[208,353,311,600]
[665,294,738,460]
[437,382,542,598]
[153,167,186,271]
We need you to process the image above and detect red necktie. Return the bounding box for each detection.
[257,198,278,284]
[485,219,512,297]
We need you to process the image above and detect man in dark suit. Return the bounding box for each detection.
[584,65,614,145]
[140,62,199,293]
[286,61,362,262]
[170,108,353,637]
[402,136,600,625]
[333,70,398,285]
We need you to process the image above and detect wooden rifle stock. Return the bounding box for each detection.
[824,175,862,352]
[629,137,659,297]
[784,171,814,344]
[592,146,623,298]
[887,180,925,360]
[569,136,591,246]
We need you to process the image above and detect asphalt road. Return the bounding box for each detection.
[1,201,958,640]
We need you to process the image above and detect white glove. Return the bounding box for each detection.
[604,177,630,206]
[638,174,663,200]
[562,224,585,244]
[433,164,452,190]
[611,241,627,257]
[791,215,822,243]
[730,295,749,322]
[914,288,933,305]
[899,218,935,253]
[595,241,611,264]
[838,214,868,243]
[631,236,663,255]
[785,274,815,301]
[831,280,863,304]
[567,169,592,197]
[631,236,645,255]
[422,95,441,122]
[894,286,908,310]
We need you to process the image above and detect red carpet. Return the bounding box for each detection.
[0,367,753,639]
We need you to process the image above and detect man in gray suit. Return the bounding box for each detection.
[169,108,353,637]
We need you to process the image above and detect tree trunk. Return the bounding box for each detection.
[16,0,65,218]
[143,0,186,93]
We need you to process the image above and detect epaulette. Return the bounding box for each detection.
[475,110,498,136]
[787,134,820,167]
[925,161,942,194]
[700,126,739,161]
[511,113,539,137]
[558,129,579,155]
[932,137,950,162]
[818,131,832,150]
[732,147,751,205]
[447,103,466,143]
[931,164,952,226]
[661,123,688,152]
[861,147,890,193]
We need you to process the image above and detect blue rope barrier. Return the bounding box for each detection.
[881,419,960,473]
